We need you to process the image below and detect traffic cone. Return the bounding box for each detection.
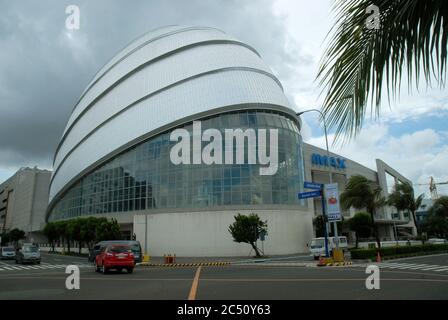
[318,256,325,266]
[376,251,382,263]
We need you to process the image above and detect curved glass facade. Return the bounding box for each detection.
[48,109,305,221]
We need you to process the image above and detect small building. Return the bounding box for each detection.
[0,167,51,243]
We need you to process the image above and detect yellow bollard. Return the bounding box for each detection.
[332,249,344,262]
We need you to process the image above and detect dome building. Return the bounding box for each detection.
[47,26,313,256]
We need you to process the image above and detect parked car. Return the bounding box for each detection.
[89,240,142,263]
[94,244,135,274]
[1,246,16,260]
[309,236,348,260]
[15,244,41,264]
[427,238,448,244]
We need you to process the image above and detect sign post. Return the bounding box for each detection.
[323,183,342,251]
[300,182,330,257]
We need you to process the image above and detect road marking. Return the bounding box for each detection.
[420,265,448,271]
[382,263,424,269]
[434,268,448,272]
[13,266,29,270]
[188,266,202,301]
[393,264,431,270]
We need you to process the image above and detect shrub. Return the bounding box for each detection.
[350,243,448,259]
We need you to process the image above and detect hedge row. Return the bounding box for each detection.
[350,244,448,260]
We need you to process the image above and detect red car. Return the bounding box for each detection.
[95,244,135,274]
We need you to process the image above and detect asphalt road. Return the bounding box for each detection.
[0,253,447,300]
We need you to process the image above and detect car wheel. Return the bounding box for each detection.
[127,268,134,274]
[37,261,41,265]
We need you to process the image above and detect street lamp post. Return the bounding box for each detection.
[297,109,340,255]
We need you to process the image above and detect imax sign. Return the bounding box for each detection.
[311,153,346,170]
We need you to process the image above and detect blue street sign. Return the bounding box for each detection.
[304,181,323,190]
[298,190,322,199]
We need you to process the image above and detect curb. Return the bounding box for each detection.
[138,262,231,267]
[317,261,353,267]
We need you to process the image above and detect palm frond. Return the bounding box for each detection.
[317,0,448,142]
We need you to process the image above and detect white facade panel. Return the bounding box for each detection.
[50,71,290,201]
[133,209,314,257]
[54,44,272,170]
[84,26,222,92]
[65,29,239,133]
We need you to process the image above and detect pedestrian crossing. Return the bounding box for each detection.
[379,262,448,273]
[0,261,92,272]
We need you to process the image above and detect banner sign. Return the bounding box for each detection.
[324,183,342,222]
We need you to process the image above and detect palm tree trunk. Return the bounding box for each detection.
[411,210,419,235]
[370,210,381,255]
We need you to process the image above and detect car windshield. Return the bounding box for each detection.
[131,245,140,253]
[3,247,14,252]
[23,246,38,253]
[109,246,131,253]
[311,239,324,247]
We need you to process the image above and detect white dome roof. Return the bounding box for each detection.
[49,26,293,203]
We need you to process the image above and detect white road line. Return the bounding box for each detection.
[381,264,418,269]
[420,265,448,271]
[9,266,23,270]
[0,268,3,271]
[433,267,448,272]
[381,263,414,267]
[397,264,432,270]
[2,267,13,270]
[13,266,30,270]
[405,265,441,270]
[26,266,40,269]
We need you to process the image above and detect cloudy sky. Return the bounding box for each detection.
[0,0,447,197]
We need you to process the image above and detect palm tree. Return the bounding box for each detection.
[340,175,386,253]
[388,182,424,235]
[318,0,448,140]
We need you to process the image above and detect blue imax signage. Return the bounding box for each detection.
[311,153,346,170]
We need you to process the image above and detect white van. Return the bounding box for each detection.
[309,236,348,260]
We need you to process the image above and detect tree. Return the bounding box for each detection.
[318,0,448,141]
[43,222,58,252]
[8,228,25,246]
[80,217,99,249]
[340,175,385,254]
[67,219,83,254]
[55,221,69,253]
[348,212,372,248]
[313,215,327,237]
[388,182,424,235]
[228,213,267,257]
[96,218,122,241]
[422,196,448,238]
[0,232,10,246]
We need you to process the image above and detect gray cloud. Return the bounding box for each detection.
[0,0,307,180]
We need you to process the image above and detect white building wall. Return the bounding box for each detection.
[133,209,313,257]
